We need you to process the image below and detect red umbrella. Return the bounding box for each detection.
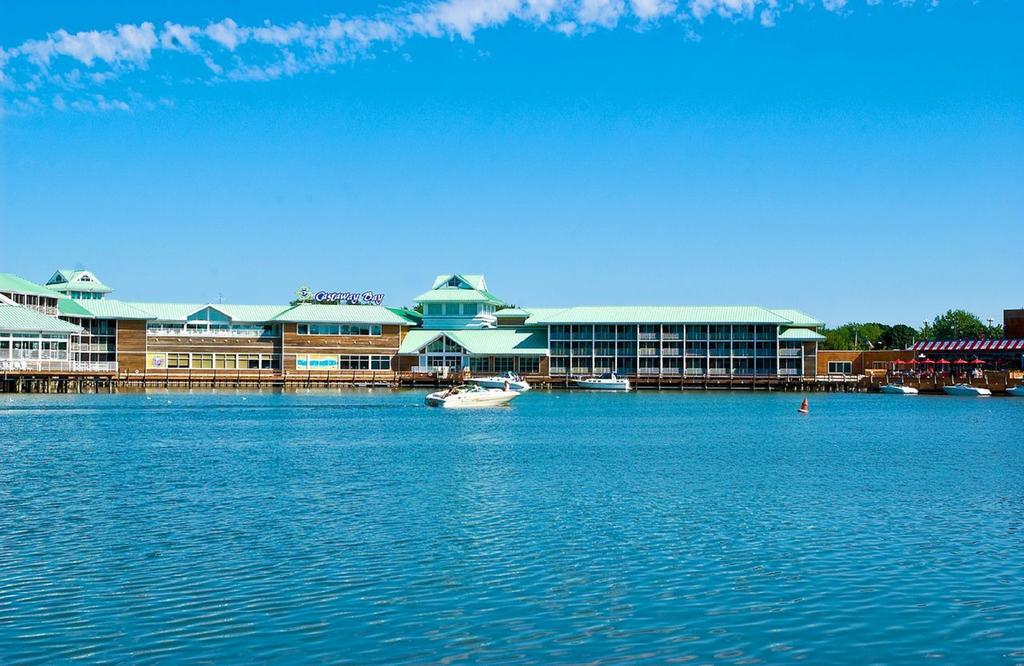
[954,359,969,365]
[893,359,905,366]
[937,359,950,365]
[923,358,936,365]
[971,359,985,365]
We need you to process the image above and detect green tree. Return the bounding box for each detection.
[930,309,987,340]
[879,324,918,350]
[821,322,888,350]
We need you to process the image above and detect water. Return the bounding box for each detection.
[1,389,1022,664]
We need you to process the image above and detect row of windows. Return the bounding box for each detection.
[549,357,784,375]
[467,356,542,374]
[149,353,280,370]
[296,355,391,370]
[828,361,854,374]
[549,324,778,341]
[425,303,496,317]
[296,324,382,336]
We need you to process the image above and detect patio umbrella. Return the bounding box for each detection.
[954,359,969,365]
[923,358,936,365]
[971,359,985,365]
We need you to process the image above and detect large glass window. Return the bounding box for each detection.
[828,361,853,374]
[493,357,514,373]
[518,357,540,374]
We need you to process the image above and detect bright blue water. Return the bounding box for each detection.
[1,390,1022,664]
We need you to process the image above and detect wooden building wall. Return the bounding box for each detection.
[280,323,405,371]
[116,319,148,374]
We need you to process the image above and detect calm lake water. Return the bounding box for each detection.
[1,389,1022,664]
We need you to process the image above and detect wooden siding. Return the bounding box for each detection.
[116,319,148,374]
[281,323,403,354]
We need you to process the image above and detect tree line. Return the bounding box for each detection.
[821,310,1004,351]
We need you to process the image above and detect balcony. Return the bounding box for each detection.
[147,327,276,338]
[0,359,118,373]
[778,348,802,357]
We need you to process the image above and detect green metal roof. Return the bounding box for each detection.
[273,304,410,325]
[413,289,504,305]
[0,306,83,333]
[399,328,548,356]
[778,327,826,341]
[387,306,423,324]
[47,269,113,293]
[431,274,487,291]
[769,308,824,327]
[0,274,61,298]
[118,302,197,320]
[75,300,157,320]
[495,308,530,317]
[202,304,289,323]
[528,306,792,325]
[58,298,94,318]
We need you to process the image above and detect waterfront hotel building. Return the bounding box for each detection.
[1,269,827,381]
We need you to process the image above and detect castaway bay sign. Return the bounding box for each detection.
[295,285,385,305]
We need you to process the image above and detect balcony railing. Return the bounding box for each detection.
[147,328,276,338]
[0,359,118,372]
[778,348,802,357]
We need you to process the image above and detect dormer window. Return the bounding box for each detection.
[446,277,462,288]
[79,275,92,282]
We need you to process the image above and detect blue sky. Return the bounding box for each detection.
[1,0,1021,327]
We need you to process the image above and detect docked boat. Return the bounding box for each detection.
[467,371,531,392]
[425,384,521,408]
[572,372,631,391]
[1006,385,1023,397]
[943,384,992,397]
[880,384,919,395]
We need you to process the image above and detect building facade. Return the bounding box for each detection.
[1,268,828,381]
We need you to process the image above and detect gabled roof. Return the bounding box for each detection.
[118,302,198,320]
[272,304,410,325]
[0,305,83,333]
[0,274,61,298]
[186,304,288,323]
[58,298,95,318]
[46,269,112,293]
[74,300,156,320]
[528,306,792,325]
[768,308,824,328]
[778,327,826,341]
[495,308,530,317]
[431,274,487,291]
[413,289,504,305]
[398,328,548,355]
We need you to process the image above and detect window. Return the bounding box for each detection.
[493,357,514,373]
[828,361,853,374]
[427,304,442,316]
[470,357,490,372]
[193,354,214,369]
[296,323,381,336]
[371,356,391,370]
[216,355,237,369]
[518,357,540,374]
[167,353,189,369]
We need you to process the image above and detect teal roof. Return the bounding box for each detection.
[46,269,112,294]
[528,306,792,325]
[0,306,83,333]
[0,274,61,298]
[387,307,423,324]
[75,300,156,320]
[58,298,94,318]
[769,309,824,327]
[119,302,198,320]
[203,304,289,323]
[273,304,410,325]
[431,274,487,291]
[413,289,504,305]
[495,308,530,317]
[779,327,826,341]
[399,328,548,356]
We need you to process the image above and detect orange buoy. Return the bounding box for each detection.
[798,398,809,414]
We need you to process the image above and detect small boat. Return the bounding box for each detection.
[1006,385,1023,397]
[943,384,992,397]
[425,384,521,408]
[798,398,809,414]
[572,372,631,391]
[880,384,919,395]
[467,371,531,392]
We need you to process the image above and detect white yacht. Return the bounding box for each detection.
[943,384,992,397]
[880,384,918,395]
[425,384,521,408]
[467,371,531,392]
[572,372,631,391]
[1006,385,1023,397]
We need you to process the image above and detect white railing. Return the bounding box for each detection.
[147,328,272,338]
[0,359,118,372]
[778,348,802,357]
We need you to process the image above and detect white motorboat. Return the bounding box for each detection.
[572,372,631,391]
[467,371,531,392]
[943,384,992,397]
[425,384,521,408]
[879,384,918,395]
[1006,385,1023,397]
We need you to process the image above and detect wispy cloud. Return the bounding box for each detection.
[1,0,939,113]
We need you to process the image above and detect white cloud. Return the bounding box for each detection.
[0,0,954,112]
[204,18,248,51]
